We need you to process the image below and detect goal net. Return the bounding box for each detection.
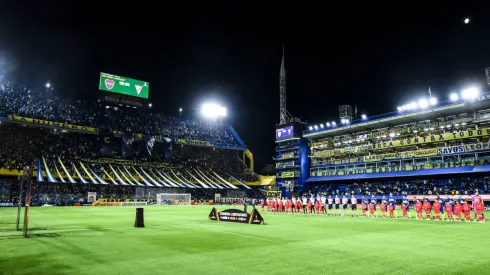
[156,193,191,205]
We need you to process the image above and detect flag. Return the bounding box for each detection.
[145,135,156,156]
[122,132,135,158]
[163,137,174,160]
[98,132,115,157]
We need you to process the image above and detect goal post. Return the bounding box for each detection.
[156,193,191,205]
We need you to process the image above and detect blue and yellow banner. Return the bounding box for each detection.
[8,115,98,133]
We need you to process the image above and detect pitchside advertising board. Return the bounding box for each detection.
[99,72,150,99]
[208,208,264,225]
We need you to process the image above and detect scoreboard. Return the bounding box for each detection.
[99,72,150,99]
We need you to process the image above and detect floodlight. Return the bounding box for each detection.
[309,126,313,130]
[201,103,227,118]
[450,93,459,101]
[418,99,429,109]
[179,107,183,112]
[397,106,403,111]
[361,114,367,120]
[429,97,437,105]
[320,124,324,128]
[314,125,318,130]
[461,87,479,100]
[326,122,331,127]
[331,121,336,126]
[45,82,51,88]
[148,103,152,108]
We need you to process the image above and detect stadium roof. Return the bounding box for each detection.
[303,94,490,139]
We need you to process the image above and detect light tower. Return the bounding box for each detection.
[279,45,293,124]
[486,67,490,86]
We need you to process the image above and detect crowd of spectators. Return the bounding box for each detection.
[0,123,258,181]
[0,84,241,148]
[305,177,489,197]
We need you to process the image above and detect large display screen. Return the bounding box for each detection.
[276,126,294,140]
[99,72,149,99]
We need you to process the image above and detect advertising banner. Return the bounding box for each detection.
[208,208,264,225]
[8,115,98,133]
[92,202,122,206]
[373,129,490,150]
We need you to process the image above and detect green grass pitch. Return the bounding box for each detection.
[1,206,489,275]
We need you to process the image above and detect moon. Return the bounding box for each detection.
[464,18,470,24]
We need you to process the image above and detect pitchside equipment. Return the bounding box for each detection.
[134,208,145,228]
[156,193,191,205]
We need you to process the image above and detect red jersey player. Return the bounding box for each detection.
[261,199,265,213]
[388,203,395,218]
[296,200,302,214]
[380,202,387,218]
[475,198,485,223]
[307,200,313,215]
[432,200,441,221]
[454,201,462,222]
[368,202,375,218]
[401,204,408,219]
[445,203,453,221]
[423,199,431,220]
[415,200,423,220]
[278,200,283,214]
[463,201,472,222]
[361,201,367,217]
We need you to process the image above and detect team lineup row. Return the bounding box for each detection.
[261,193,486,222]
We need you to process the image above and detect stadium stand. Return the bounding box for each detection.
[299,93,490,198]
[0,84,265,206]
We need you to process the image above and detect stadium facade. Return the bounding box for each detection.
[275,92,490,197]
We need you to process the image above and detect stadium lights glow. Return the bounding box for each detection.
[450,93,459,101]
[201,103,227,118]
[418,98,429,109]
[429,97,437,105]
[331,121,336,126]
[361,114,367,120]
[461,87,480,100]
[314,125,318,130]
[397,106,402,112]
[326,122,331,127]
[320,124,324,128]
[148,103,152,108]
[179,107,183,112]
[45,82,51,88]
[309,126,313,130]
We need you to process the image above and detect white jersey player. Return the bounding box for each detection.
[351,195,358,216]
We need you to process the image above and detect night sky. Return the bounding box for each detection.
[1,4,489,170]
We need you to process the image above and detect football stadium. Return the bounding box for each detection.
[2,21,490,275]
[1,60,490,275]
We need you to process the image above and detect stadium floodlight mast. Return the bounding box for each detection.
[201,103,227,118]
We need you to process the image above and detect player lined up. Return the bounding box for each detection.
[261,192,486,223]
